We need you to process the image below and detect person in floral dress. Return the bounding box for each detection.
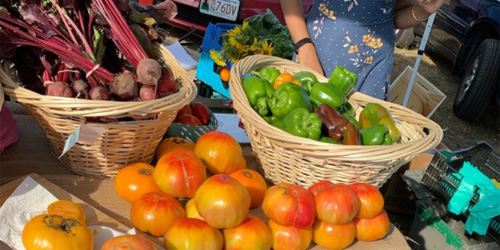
[281,0,444,100]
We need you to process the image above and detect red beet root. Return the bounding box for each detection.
[89,85,110,100]
[45,81,75,98]
[72,79,90,99]
[157,66,178,94]
[136,58,161,85]
[139,85,157,101]
[110,72,138,100]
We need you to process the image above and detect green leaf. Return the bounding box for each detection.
[92,27,105,64]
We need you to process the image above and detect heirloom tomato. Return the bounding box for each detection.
[114,162,161,203]
[191,102,211,125]
[130,192,185,237]
[194,131,246,174]
[314,183,359,225]
[268,219,312,250]
[229,169,268,208]
[312,219,355,250]
[101,234,156,250]
[194,174,251,228]
[154,149,207,198]
[308,180,334,196]
[223,215,272,250]
[47,200,86,224]
[22,214,93,250]
[350,182,384,219]
[156,137,195,160]
[185,198,204,220]
[262,183,315,229]
[353,209,391,241]
[164,218,223,250]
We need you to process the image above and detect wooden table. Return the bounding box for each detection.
[0,102,411,250]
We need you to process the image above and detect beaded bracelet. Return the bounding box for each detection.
[412,3,430,22]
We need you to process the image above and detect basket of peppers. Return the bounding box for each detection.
[229,55,443,188]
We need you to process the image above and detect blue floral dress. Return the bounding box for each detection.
[305,0,396,100]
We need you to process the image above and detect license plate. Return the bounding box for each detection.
[199,0,240,21]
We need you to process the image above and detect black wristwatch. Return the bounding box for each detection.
[294,37,314,54]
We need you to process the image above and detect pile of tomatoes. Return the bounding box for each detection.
[38,130,389,250]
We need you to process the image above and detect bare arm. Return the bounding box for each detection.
[281,0,324,75]
[394,0,444,29]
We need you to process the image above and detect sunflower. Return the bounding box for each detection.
[227,26,243,37]
[242,21,249,31]
[210,49,226,67]
[261,40,274,55]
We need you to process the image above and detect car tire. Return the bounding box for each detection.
[395,28,415,49]
[453,39,500,122]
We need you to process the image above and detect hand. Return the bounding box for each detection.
[415,0,444,14]
[297,43,324,75]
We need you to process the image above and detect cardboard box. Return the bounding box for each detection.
[389,66,446,118]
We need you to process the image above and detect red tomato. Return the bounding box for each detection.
[164,218,223,250]
[154,149,207,199]
[353,209,391,242]
[315,183,359,225]
[176,114,203,126]
[177,104,192,117]
[312,219,356,250]
[223,215,273,250]
[114,162,161,203]
[262,183,315,229]
[268,219,312,250]
[229,169,268,208]
[350,182,384,219]
[194,174,251,229]
[195,131,245,174]
[191,102,211,125]
[185,199,204,221]
[130,192,185,237]
[101,235,156,250]
[308,180,334,196]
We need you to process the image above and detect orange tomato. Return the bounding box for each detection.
[350,182,384,219]
[312,219,356,250]
[164,218,223,250]
[194,174,251,229]
[194,131,245,174]
[114,162,161,203]
[47,200,86,224]
[156,137,195,160]
[223,215,273,250]
[130,192,185,237]
[274,72,301,89]
[268,219,312,250]
[229,169,267,208]
[218,67,230,82]
[314,183,359,225]
[101,235,157,250]
[353,209,391,242]
[154,149,207,199]
[185,199,204,221]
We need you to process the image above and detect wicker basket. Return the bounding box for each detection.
[0,44,197,177]
[229,55,443,188]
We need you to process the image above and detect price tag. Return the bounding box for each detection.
[58,124,106,158]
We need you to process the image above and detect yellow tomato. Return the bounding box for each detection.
[47,200,86,224]
[164,218,223,250]
[22,214,93,250]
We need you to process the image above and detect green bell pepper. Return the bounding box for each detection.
[309,83,346,109]
[250,67,281,85]
[320,136,340,144]
[328,66,358,96]
[339,102,355,117]
[268,82,312,118]
[359,103,401,142]
[263,115,284,130]
[242,76,275,116]
[359,124,392,145]
[293,71,319,93]
[283,108,321,140]
[343,114,361,130]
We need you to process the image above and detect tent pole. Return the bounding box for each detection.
[402,12,437,107]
